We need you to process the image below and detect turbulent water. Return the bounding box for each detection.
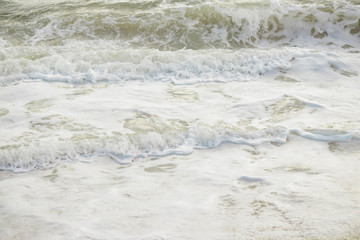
[0,0,360,239]
[1,0,360,171]
[1,0,360,84]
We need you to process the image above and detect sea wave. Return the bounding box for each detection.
[0,47,356,85]
[1,110,358,172]
[0,117,288,172]
[0,0,359,49]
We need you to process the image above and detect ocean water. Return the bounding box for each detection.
[0,0,360,239]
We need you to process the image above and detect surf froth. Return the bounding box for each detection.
[0,0,360,173]
[1,1,360,239]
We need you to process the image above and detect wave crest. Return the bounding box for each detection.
[1,0,359,49]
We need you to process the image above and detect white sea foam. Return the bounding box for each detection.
[3,124,357,172]
[0,123,289,172]
[1,0,360,239]
[1,137,359,240]
[1,75,359,172]
[0,47,293,85]
[1,46,358,85]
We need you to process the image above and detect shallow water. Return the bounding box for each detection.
[1,0,360,239]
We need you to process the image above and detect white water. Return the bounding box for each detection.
[1,139,360,239]
[1,0,360,239]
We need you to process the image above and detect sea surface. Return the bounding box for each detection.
[0,0,360,239]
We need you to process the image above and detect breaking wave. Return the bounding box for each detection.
[0,117,289,172]
[0,0,359,50]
